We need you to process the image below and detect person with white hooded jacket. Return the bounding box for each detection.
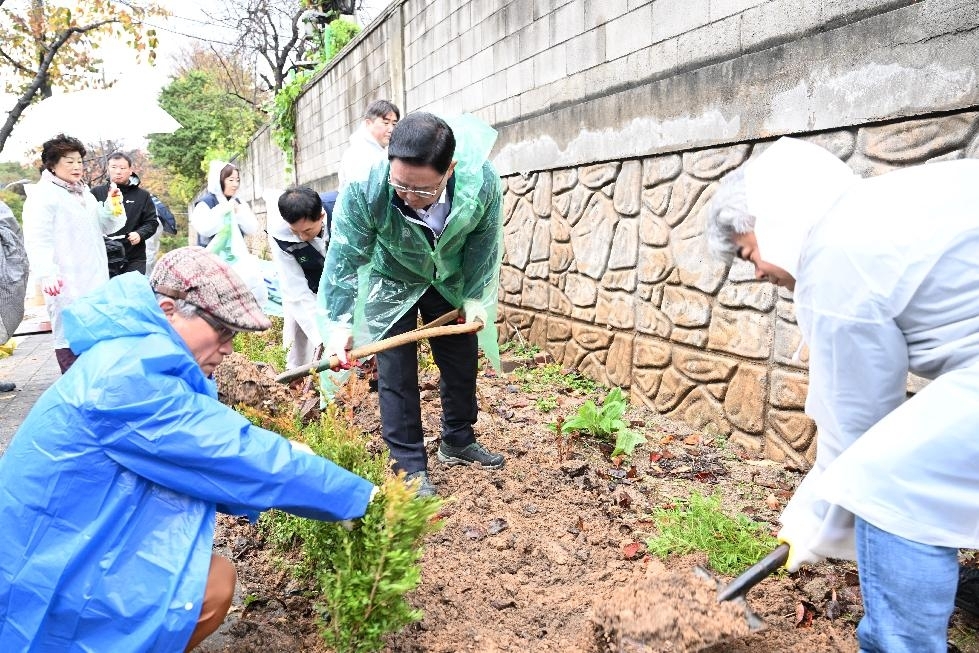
[190,161,267,307]
[706,136,979,653]
[22,133,125,373]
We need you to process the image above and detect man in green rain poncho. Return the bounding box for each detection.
[318,112,505,497]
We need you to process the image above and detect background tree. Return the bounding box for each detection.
[147,67,265,207]
[0,0,165,154]
[203,0,313,97]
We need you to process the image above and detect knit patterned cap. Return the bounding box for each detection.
[150,246,271,332]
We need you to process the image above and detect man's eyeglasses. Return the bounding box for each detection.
[197,310,238,344]
[388,171,447,199]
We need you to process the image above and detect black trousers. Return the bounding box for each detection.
[376,286,478,474]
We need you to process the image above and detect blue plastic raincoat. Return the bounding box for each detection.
[0,273,373,652]
[317,114,504,369]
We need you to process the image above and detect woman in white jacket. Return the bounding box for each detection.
[22,134,125,372]
[190,161,267,307]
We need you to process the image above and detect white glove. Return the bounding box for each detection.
[324,324,353,367]
[777,527,826,572]
[462,299,488,326]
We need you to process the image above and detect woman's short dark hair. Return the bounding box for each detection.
[40,134,86,172]
[387,113,455,174]
[219,164,239,194]
[365,99,400,121]
[278,187,322,224]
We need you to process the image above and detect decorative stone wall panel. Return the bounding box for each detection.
[642,154,682,187]
[533,171,553,218]
[498,110,979,467]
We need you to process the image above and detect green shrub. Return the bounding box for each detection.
[259,407,442,652]
[645,492,779,576]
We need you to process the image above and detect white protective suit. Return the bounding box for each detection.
[338,125,387,192]
[22,176,125,348]
[190,161,267,307]
[265,192,327,370]
[747,138,979,562]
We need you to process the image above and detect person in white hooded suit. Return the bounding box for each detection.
[190,161,267,308]
[706,136,979,652]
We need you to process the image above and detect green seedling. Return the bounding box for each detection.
[550,387,646,458]
[645,492,779,576]
[514,362,599,395]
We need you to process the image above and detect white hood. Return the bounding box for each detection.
[745,137,858,279]
[206,160,233,201]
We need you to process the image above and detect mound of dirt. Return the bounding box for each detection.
[591,558,751,652]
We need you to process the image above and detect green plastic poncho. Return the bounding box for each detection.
[317,114,503,370]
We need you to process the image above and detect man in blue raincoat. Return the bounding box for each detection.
[318,112,504,498]
[0,246,376,652]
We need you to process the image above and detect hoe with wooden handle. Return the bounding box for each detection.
[275,309,481,384]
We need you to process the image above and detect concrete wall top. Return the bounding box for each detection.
[244,0,979,219]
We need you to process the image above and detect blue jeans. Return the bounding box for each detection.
[855,517,957,653]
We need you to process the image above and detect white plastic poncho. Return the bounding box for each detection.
[22,175,125,348]
[190,161,268,307]
[338,125,387,191]
[748,139,979,560]
[264,190,326,369]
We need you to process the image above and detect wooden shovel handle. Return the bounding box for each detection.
[275,313,479,384]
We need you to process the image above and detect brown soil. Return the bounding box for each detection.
[199,352,870,653]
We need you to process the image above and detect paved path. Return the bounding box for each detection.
[0,334,60,453]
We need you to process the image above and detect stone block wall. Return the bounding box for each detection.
[498,110,979,466]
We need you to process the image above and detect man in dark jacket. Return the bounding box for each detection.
[91,152,159,276]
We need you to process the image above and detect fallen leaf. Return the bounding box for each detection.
[795,600,816,628]
[622,541,644,560]
[825,589,844,620]
[615,492,632,509]
[683,434,701,446]
[611,454,626,468]
[694,471,715,483]
[672,465,692,475]
[576,516,585,531]
[659,434,674,445]
[765,493,781,510]
[626,465,638,479]
[649,452,663,463]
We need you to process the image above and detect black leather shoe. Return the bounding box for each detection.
[437,441,504,469]
[0,382,14,392]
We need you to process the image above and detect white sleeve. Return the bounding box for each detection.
[235,201,258,236]
[804,310,909,460]
[190,201,228,238]
[268,236,320,344]
[22,194,58,279]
